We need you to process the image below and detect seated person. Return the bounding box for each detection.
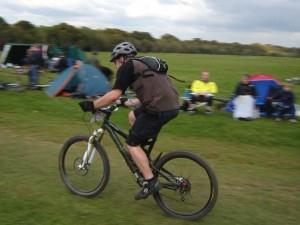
[274,83,297,123]
[181,71,218,113]
[264,85,282,117]
[233,74,257,120]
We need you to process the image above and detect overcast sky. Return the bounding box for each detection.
[1,0,300,47]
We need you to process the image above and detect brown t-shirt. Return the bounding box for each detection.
[113,59,179,112]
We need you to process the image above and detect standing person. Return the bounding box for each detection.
[79,42,180,200]
[233,74,257,120]
[189,71,218,113]
[26,45,44,88]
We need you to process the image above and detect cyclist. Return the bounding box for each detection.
[79,42,179,200]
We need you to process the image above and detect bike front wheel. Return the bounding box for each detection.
[153,151,218,220]
[59,136,110,197]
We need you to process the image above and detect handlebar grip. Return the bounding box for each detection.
[96,104,119,114]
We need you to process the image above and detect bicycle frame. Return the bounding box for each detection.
[84,109,157,184]
[81,107,178,188]
[100,115,179,187]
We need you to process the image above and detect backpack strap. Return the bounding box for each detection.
[132,56,168,74]
[168,74,186,83]
[131,56,187,83]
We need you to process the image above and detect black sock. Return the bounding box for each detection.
[145,177,155,183]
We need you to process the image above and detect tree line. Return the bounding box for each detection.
[1,17,299,57]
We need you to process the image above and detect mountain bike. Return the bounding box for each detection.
[58,104,218,220]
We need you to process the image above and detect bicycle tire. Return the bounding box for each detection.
[59,135,110,197]
[153,151,218,220]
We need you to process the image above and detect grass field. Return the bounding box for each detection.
[0,53,300,225]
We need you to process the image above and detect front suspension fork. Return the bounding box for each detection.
[79,128,104,168]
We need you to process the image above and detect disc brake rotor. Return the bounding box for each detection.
[73,157,89,176]
[176,177,191,201]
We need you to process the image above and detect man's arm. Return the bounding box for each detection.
[124,98,141,107]
[93,89,122,109]
[234,83,241,96]
[210,82,218,94]
[190,80,199,93]
[251,85,257,97]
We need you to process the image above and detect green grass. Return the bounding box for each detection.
[0,53,300,225]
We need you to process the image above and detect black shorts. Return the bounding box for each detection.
[126,107,178,146]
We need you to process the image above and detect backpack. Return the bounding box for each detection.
[132,56,168,74]
[132,56,185,83]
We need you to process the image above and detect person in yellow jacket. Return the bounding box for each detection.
[190,71,218,113]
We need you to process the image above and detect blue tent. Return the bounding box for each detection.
[46,64,111,97]
[248,74,280,106]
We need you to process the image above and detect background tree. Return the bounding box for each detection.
[0,17,10,47]
[0,18,299,57]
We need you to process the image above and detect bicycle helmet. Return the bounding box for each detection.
[110,42,137,62]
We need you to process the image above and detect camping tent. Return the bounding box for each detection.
[0,43,48,66]
[226,74,281,115]
[46,64,111,97]
[248,74,280,106]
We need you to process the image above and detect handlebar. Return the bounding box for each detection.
[79,97,127,117]
[95,103,120,114]
[87,104,120,124]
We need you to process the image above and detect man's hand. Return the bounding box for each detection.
[116,97,128,106]
[120,97,128,106]
[79,101,95,112]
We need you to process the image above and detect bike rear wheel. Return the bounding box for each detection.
[59,136,110,197]
[153,151,218,220]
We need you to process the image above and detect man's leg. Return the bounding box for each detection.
[265,99,273,117]
[126,110,162,200]
[286,105,297,122]
[127,110,154,179]
[31,65,39,85]
[127,145,153,180]
[205,95,213,113]
[127,144,159,200]
[290,105,296,119]
[206,96,213,106]
[28,68,34,86]
[189,94,201,111]
[180,100,189,111]
[128,110,136,126]
[275,104,284,121]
